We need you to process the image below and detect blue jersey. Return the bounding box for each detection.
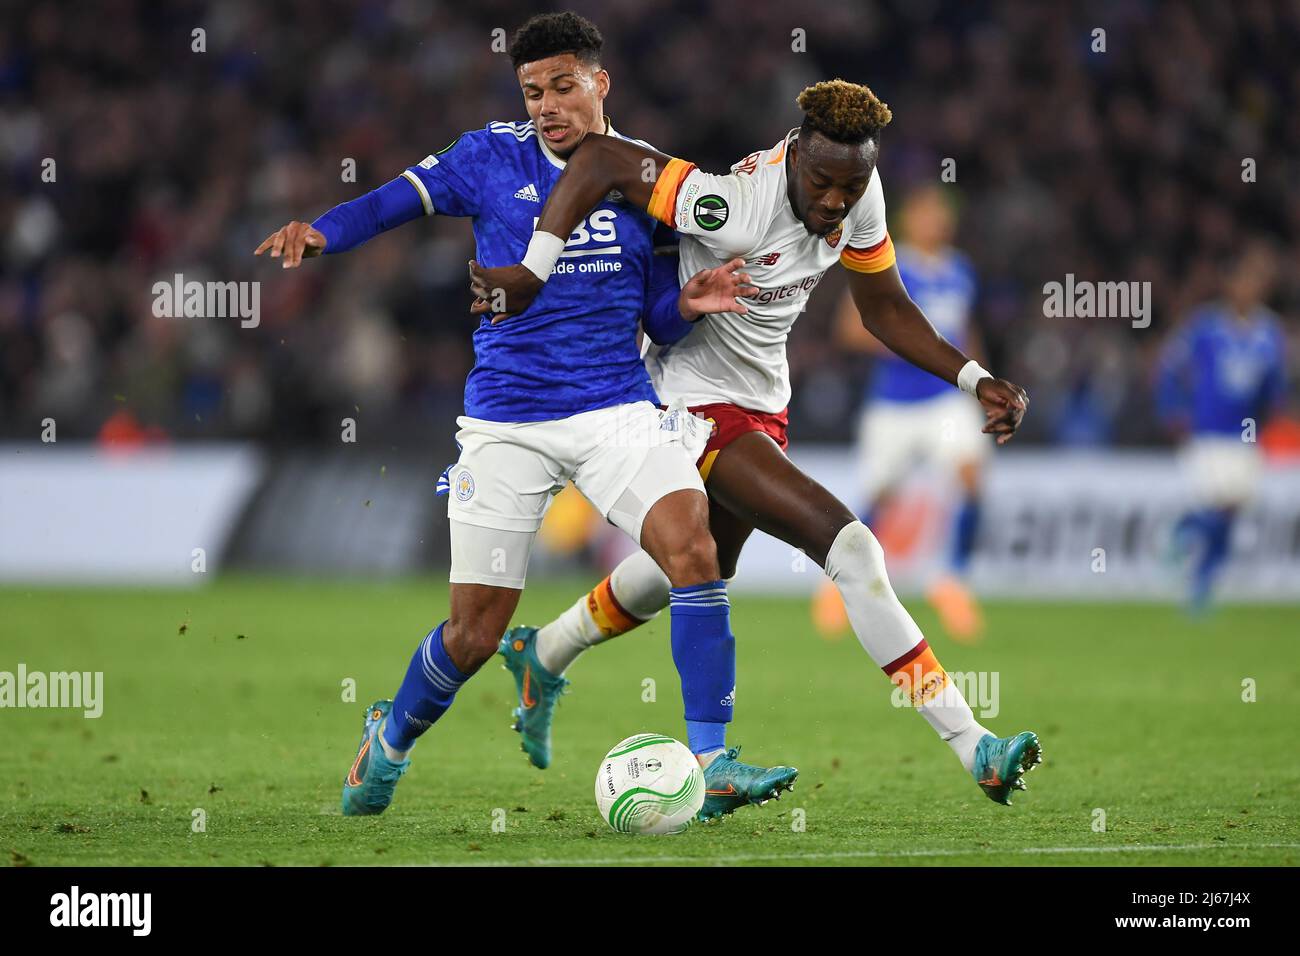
[1156,304,1286,437]
[868,244,977,403]
[316,120,666,423]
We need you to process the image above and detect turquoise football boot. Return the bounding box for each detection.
[498,626,569,769]
[972,730,1043,805]
[341,700,411,816]
[697,746,799,822]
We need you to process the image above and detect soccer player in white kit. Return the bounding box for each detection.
[473,80,1044,808]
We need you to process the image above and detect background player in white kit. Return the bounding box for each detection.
[473,80,1043,808]
[816,184,991,643]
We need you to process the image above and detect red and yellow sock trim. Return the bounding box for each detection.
[840,234,896,273]
[883,638,950,707]
[586,575,644,638]
[646,158,697,227]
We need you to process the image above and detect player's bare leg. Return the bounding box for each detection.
[444,583,525,673]
[524,488,727,677]
[535,494,752,669]
[342,582,522,816]
[927,458,985,643]
[638,488,722,588]
[705,432,1040,803]
[528,431,1040,802]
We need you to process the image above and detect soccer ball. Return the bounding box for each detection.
[594,734,705,835]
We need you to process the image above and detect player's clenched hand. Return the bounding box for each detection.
[678,258,758,322]
[254,221,327,268]
[468,261,543,322]
[976,378,1029,445]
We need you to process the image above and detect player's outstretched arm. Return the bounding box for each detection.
[469,255,756,331]
[535,135,673,239]
[848,264,1028,444]
[254,176,429,268]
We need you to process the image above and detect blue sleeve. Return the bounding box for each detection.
[641,250,695,346]
[1155,323,1194,426]
[311,177,425,254]
[400,130,493,218]
[310,129,491,253]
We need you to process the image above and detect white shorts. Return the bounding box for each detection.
[446,401,707,588]
[857,390,989,502]
[1182,435,1260,508]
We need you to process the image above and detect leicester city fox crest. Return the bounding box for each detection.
[454,469,475,501]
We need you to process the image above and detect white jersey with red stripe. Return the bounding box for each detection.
[643,129,895,414]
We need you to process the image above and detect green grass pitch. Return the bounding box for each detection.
[1,578,1297,867]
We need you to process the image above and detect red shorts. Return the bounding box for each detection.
[688,402,789,481]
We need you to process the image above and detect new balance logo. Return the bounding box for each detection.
[514,183,540,202]
[753,251,781,266]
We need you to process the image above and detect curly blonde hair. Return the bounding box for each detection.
[797,79,892,143]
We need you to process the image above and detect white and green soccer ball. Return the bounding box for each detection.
[595,734,705,835]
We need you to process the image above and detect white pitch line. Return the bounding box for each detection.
[419,842,1300,867]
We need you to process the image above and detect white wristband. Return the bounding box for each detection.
[957,359,992,397]
[521,232,565,282]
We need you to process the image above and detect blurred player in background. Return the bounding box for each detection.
[255,12,797,820]
[474,80,1043,810]
[817,185,989,643]
[1157,243,1287,612]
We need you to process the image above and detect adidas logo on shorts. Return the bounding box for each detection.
[514,183,540,202]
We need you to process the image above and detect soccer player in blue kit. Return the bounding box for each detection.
[254,12,797,820]
[1157,244,1287,611]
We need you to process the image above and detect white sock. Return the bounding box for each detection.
[376,718,409,762]
[534,549,669,674]
[824,520,987,769]
[696,748,725,768]
[824,520,927,666]
[941,719,991,773]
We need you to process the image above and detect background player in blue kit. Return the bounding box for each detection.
[1157,243,1287,612]
[254,12,797,820]
[822,185,991,642]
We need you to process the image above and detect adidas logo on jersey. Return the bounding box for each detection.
[514,183,540,202]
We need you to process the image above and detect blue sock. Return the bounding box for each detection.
[1191,508,1233,609]
[668,581,735,755]
[950,495,981,574]
[382,621,467,753]
[685,719,726,755]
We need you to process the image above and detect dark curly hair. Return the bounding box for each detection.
[508,12,604,70]
[798,79,892,144]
